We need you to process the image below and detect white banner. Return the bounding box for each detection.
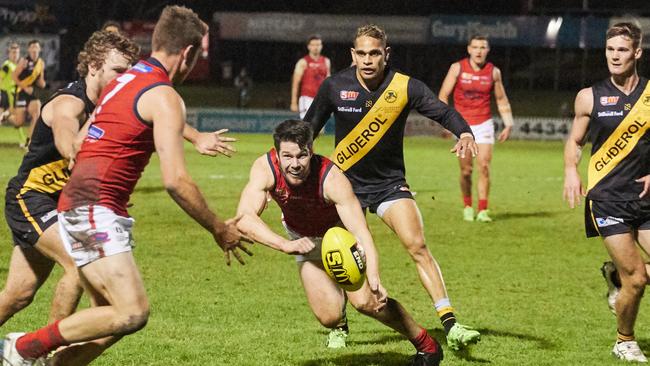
[213,12,429,44]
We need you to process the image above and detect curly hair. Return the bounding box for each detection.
[76,30,140,78]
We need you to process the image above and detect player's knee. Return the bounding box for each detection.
[314,310,343,328]
[403,236,428,258]
[460,166,473,178]
[478,161,490,176]
[350,297,377,316]
[0,287,36,312]
[624,274,647,295]
[114,307,150,335]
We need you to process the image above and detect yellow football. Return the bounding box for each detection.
[321,227,366,291]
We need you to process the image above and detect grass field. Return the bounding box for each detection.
[0,126,641,365]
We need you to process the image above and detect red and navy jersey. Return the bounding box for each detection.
[300,55,329,98]
[453,58,494,125]
[267,148,340,237]
[58,58,171,217]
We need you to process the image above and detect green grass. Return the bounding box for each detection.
[0,125,636,365]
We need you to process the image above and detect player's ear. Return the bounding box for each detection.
[181,45,194,62]
[635,47,643,60]
[385,47,391,62]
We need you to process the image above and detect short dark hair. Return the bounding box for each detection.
[307,35,322,44]
[77,30,140,77]
[7,42,18,50]
[607,22,642,49]
[102,20,121,32]
[152,5,208,54]
[355,24,387,47]
[468,34,489,46]
[273,120,313,152]
[28,39,40,47]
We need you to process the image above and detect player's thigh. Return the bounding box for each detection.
[381,199,425,246]
[80,252,148,311]
[298,261,345,316]
[2,245,54,296]
[34,224,77,272]
[27,99,40,115]
[603,233,646,278]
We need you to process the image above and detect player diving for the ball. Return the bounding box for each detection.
[236,120,443,366]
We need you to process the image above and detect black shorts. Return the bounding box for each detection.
[4,187,58,248]
[585,198,650,238]
[355,183,414,214]
[0,90,15,110]
[14,89,37,108]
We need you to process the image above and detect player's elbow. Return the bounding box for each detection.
[162,173,188,194]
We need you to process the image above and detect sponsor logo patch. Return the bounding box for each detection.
[340,90,359,101]
[384,90,398,103]
[600,96,619,106]
[337,106,362,113]
[40,209,57,223]
[596,216,624,227]
[87,125,105,140]
[644,95,650,106]
[132,63,153,73]
[597,110,624,117]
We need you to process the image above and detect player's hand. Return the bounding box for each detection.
[563,169,586,208]
[636,175,650,198]
[368,275,388,312]
[498,126,512,142]
[281,237,315,255]
[290,102,298,113]
[213,215,253,266]
[451,133,478,158]
[193,129,237,157]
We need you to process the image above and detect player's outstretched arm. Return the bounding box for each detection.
[235,156,315,255]
[493,67,514,142]
[323,166,387,310]
[290,59,307,113]
[49,95,86,162]
[183,123,237,157]
[563,87,592,209]
[141,85,252,265]
[438,62,460,104]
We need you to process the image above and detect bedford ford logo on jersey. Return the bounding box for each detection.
[337,106,362,113]
[597,111,624,118]
[596,216,624,227]
[340,90,359,101]
[88,125,105,140]
[600,96,619,106]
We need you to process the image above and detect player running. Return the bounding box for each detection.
[2,6,251,366]
[564,22,650,363]
[438,35,514,222]
[304,24,481,351]
[12,40,46,146]
[0,30,139,330]
[237,120,443,365]
[0,42,19,125]
[291,35,331,119]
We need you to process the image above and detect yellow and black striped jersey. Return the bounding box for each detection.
[7,79,95,198]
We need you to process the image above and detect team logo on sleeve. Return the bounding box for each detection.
[600,96,619,106]
[644,95,650,106]
[340,90,359,101]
